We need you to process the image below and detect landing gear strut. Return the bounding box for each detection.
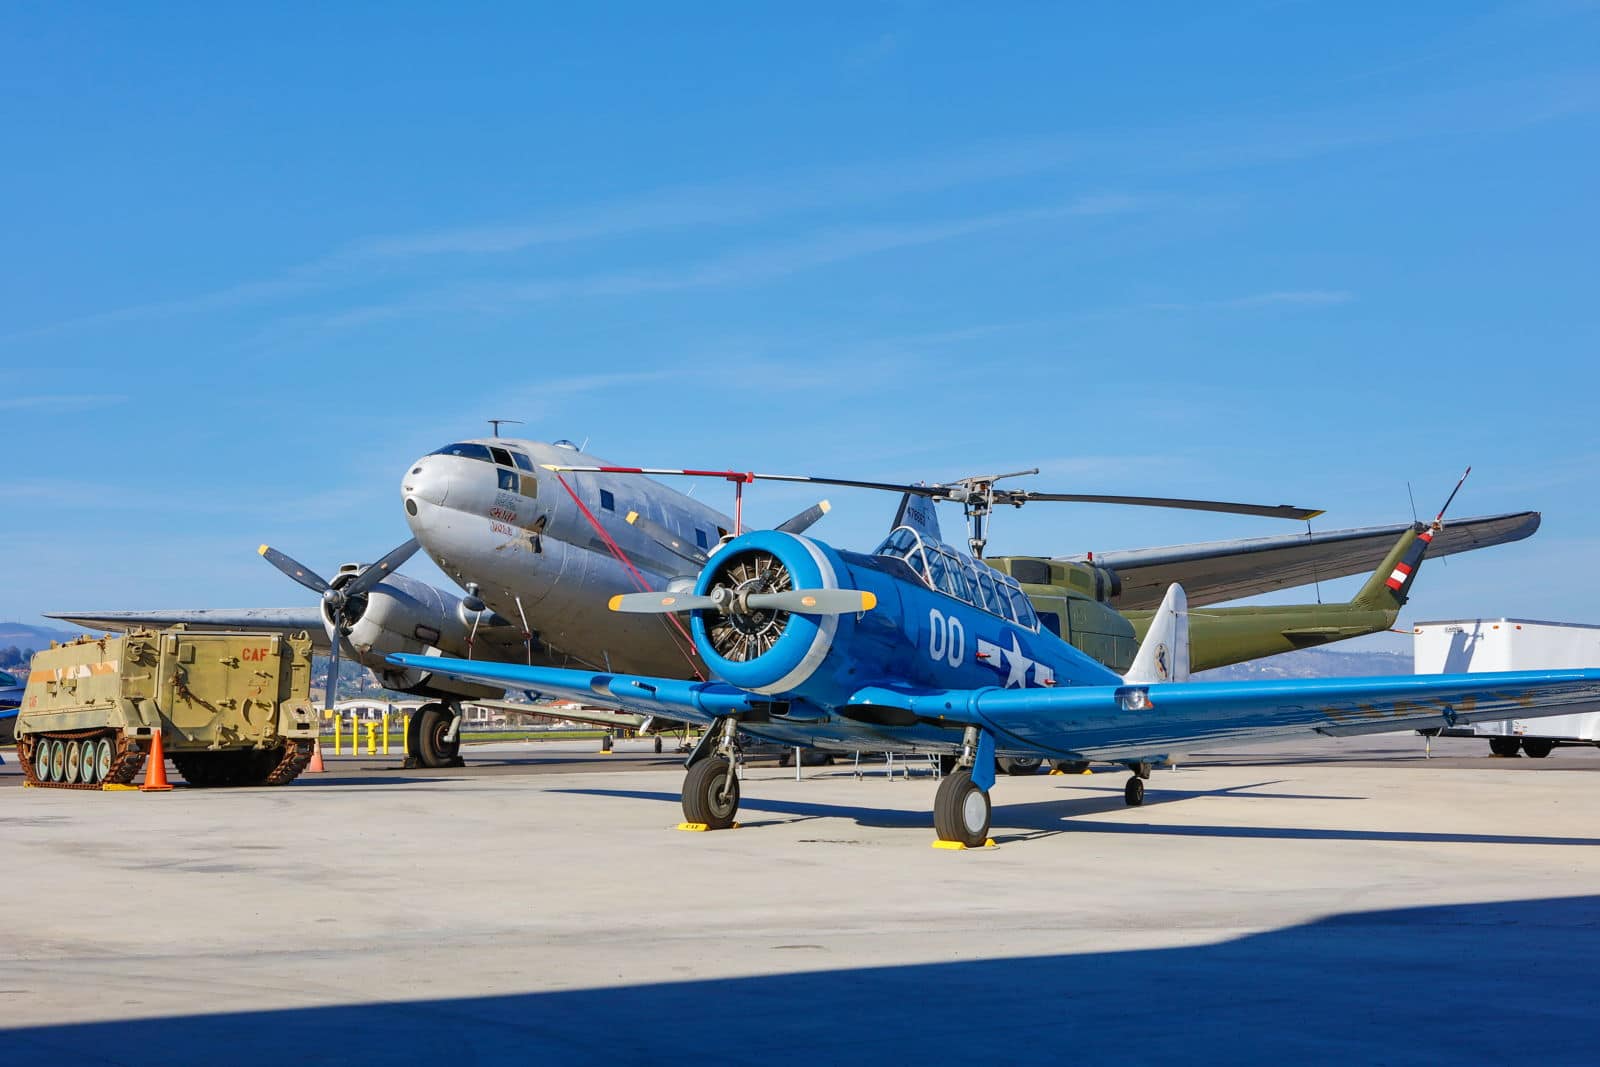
[405,701,465,768]
[680,718,741,829]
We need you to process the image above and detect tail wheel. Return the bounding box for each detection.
[999,756,1042,776]
[682,756,740,828]
[934,770,991,847]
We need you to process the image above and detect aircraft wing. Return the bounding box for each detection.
[46,609,331,649]
[388,654,744,726]
[849,667,1600,763]
[1066,511,1540,609]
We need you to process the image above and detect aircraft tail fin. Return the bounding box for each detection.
[1352,525,1431,610]
[1353,467,1469,611]
[891,491,943,544]
[1124,583,1189,684]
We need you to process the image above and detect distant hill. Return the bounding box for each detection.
[1198,646,1413,681]
[0,621,84,650]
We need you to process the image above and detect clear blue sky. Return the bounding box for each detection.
[2,3,1596,648]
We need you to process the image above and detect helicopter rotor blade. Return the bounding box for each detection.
[346,538,421,597]
[624,511,709,566]
[997,492,1323,521]
[259,545,331,595]
[774,500,831,536]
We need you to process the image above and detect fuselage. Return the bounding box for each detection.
[402,438,732,677]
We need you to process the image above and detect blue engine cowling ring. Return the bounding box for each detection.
[691,531,841,696]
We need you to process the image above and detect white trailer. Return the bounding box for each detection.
[1413,618,1600,758]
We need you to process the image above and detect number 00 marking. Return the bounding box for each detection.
[927,609,964,668]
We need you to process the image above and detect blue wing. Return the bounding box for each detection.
[386,653,750,726]
[850,668,1600,763]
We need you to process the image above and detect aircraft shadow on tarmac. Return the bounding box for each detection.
[6,895,1596,1066]
[552,785,1600,849]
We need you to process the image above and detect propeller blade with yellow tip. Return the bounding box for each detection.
[744,589,877,615]
[624,510,709,566]
[610,591,718,614]
[258,544,331,595]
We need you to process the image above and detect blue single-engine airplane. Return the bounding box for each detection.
[391,507,1600,847]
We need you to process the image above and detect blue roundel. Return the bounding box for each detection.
[690,530,841,696]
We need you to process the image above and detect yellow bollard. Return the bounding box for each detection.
[349,715,358,756]
[402,712,412,757]
[365,720,377,756]
[332,713,342,757]
[381,711,391,755]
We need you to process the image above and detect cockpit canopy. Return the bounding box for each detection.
[875,526,1039,630]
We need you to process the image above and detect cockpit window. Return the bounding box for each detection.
[873,525,1037,630]
[429,442,493,461]
[489,446,515,467]
[497,469,519,492]
[510,451,535,472]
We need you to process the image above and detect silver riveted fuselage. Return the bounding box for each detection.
[401,438,733,678]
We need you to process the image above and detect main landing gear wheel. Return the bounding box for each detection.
[1124,776,1145,806]
[682,756,740,829]
[934,770,991,847]
[655,736,664,754]
[1488,737,1522,758]
[1521,739,1554,759]
[414,703,464,768]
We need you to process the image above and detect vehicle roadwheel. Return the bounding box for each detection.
[1521,739,1555,759]
[94,737,114,783]
[49,739,67,783]
[1488,737,1522,758]
[65,740,84,783]
[934,770,991,847]
[416,704,463,768]
[999,756,1042,776]
[682,756,740,829]
[77,741,99,785]
[1124,776,1145,807]
[34,737,52,782]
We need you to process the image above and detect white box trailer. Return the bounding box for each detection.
[1413,618,1600,758]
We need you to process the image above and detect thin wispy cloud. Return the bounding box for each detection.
[0,393,127,412]
[1149,290,1354,312]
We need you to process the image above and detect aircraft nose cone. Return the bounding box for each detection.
[403,457,450,512]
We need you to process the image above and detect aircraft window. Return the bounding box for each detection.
[429,443,493,461]
[489,446,514,467]
[1039,611,1062,637]
[938,549,972,602]
[599,489,616,512]
[695,529,709,550]
[497,469,519,492]
[974,567,1005,616]
[510,451,535,472]
[520,475,538,498]
[1002,580,1039,630]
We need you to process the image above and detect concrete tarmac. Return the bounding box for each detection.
[4,735,1599,1065]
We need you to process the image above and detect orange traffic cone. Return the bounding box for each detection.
[307,739,326,773]
[141,728,174,792]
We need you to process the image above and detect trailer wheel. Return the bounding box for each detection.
[1521,739,1554,759]
[1488,737,1521,758]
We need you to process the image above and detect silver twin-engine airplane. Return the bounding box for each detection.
[53,435,1541,768]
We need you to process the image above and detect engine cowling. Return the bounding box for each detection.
[689,531,859,702]
[330,572,506,698]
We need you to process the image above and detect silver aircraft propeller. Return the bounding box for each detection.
[258,538,421,709]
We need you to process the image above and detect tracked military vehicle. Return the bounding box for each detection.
[15,628,319,789]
